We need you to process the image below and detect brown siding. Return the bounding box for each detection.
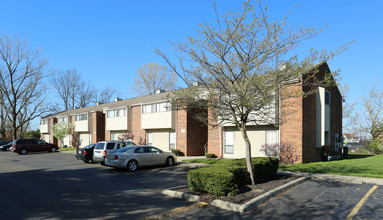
[49,118,58,144]
[186,110,207,156]
[92,111,105,143]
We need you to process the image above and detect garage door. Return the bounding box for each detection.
[79,133,90,148]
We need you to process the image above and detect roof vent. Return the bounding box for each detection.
[156,89,166,94]
[96,102,103,105]
[114,97,122,102]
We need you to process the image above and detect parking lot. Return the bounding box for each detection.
[1,151,382,220]
[0,151,193,219]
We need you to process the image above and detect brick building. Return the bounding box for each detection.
[205,62,343,163]
[41,61,342,163]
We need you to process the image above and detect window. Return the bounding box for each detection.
[57,117,68,123]
[147,147,160,153]
[266,130,278,145]
[146,132,152,145]
[142,102,171,114]
[117,108,126,117]
[40,120,48,125]
[107,108,126,118]
[75,114,87,121]
[224,131,234,154]
[106,143,115,150]
[107,110,115,118]
[135,147,146,153]
[169,132,176,150]
[117,142,126,149]
[325,131,330,146]
[325,91,331,105]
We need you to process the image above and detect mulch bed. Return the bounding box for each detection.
[175,173,299,204]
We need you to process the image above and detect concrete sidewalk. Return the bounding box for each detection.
[279,171,383,185]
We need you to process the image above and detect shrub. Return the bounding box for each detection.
[260,143,298,164]
[187,166,237,197]
[171,149,181,155]
[187,157,279,196]
[63,145,68,148]
[205,153,216,158]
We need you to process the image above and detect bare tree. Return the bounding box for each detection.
[77,80,95,108]
[132,62,177,96]
[0,35,49,139]
[50,68,81,111]
[93,86,119,104]
[157,0,350,184]
[359,84,383,140]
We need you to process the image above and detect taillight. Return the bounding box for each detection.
[114,155,119,160]
[103,150,107,155]
[83,150,87,155]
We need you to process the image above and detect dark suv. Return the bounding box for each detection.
[10,139,59,155]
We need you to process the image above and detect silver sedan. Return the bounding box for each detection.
[105,145,176,171]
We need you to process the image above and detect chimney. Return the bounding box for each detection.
[96,102,102,105]
[114,97,122,102]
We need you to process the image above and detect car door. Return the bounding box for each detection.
[30,139,40,152]
[134,147,151,166]
[37,140,48,151]
[146,147,165,165]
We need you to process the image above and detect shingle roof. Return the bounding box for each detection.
[45,91,174,119]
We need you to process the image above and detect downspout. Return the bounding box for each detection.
[174,108,177,150]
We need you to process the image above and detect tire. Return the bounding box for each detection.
[100,161,106,166]
[19,148,27,155]
[127,160,138,171]
[49,147,57,152]
[83,158,90,163]
[166,156,175,166]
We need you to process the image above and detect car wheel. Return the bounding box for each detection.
[100,161,106,166]
[49,147,57,152]
[83,158,90,163]
[166,156,175,166]
[127,160,138,171]
[19,149,27,155]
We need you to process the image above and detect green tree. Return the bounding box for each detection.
[52,122,72,146]
[157,0,350,185]
[24,129,41,139]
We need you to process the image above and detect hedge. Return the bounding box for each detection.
[188,166,238,197]
[187,157,279,196]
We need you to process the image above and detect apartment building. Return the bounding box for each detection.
[206,62,343,163]
[40,91,207,155]
[41,61,342,163]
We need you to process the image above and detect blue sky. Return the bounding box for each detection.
[1,0,382,130]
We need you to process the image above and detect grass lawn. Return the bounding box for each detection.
[280,154,383,178]
[185,154,383,179]
[59,147,77,151]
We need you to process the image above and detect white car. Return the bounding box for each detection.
[93,141,136,165]
[105,145,175,171]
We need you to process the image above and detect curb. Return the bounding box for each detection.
[211,176,309,213]
[162,176,309,213]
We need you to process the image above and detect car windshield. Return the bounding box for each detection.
[116,147,132,153]
[94,143,105,150]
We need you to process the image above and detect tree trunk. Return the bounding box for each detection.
[240,125,255,185]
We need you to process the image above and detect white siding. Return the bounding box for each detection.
[40,124,48,133]
[74,120,89,132]
[106,116,128,131]
[79,133,90,148]
[141,111,173,129]
[63,135,71,147]
[223,129,278,159]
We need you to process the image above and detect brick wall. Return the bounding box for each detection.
[280,84,303,163]
[131,106,146,144]
[207,108,221,158]
[177,109,187,155]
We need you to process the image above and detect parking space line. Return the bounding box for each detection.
[346,185,378,220]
